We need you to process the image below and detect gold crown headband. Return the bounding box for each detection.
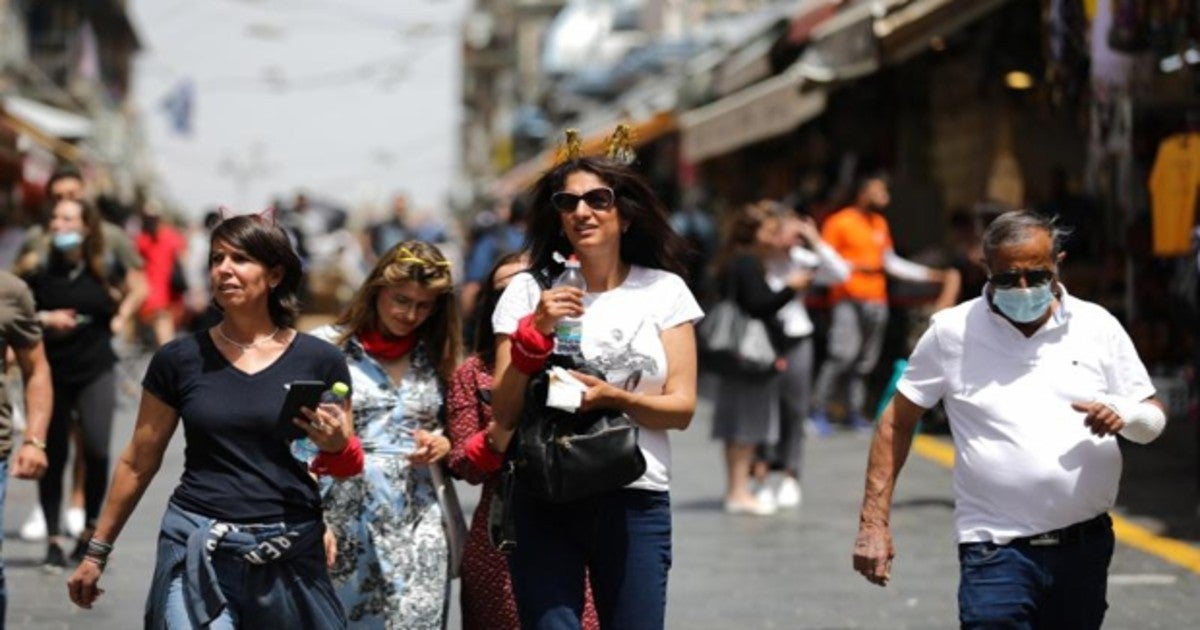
[395,247,452,270]
[554,124,637,166]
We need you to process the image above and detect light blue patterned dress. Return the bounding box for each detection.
[309,325,449,630]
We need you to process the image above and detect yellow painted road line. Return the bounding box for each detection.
[912,434,955,468]
[1109,515,1200,574]
[911,435,1200,575]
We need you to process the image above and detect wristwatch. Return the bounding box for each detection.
[23,436,46,450]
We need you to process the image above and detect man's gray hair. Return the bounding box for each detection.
[981,210,1071,264]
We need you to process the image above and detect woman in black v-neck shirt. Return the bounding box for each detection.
[66,213,360,628]
[22,199,122,571]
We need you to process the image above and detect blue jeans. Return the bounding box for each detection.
[163,562,236,629]
[958,515,1114,629]
[509,489,672,630]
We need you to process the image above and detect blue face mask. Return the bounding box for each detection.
[991,284,1054,323]
[51,231,83,251]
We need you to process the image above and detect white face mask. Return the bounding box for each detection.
[52,231,83,251]
[991,284,1054,323]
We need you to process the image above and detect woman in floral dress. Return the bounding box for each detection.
[310,241,462,629]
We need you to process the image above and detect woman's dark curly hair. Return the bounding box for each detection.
[525,156,689,280]
[472,251,528,367]
[209,214,303,328]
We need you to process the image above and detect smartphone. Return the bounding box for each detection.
[278,381,327,426]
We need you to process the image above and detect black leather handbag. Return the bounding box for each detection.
[511,356,646,504]
[487,458,518,554]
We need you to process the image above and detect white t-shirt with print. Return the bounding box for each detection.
[493,265,703,492]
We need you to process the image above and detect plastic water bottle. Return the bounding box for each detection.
[553,255,586,357]
[292,381,350,463]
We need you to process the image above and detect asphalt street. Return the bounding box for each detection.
[3,369,1198,629]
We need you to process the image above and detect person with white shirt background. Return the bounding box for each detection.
[755,208,850,511]
[852,211,1166,629]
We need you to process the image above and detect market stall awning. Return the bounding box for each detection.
[680,65,826,163]
[710,32,780,99]
[874,0,1013,65]
[1,96,92,139]
[490,111,676,198]
[0,97,91,164]
[794,0,881,83]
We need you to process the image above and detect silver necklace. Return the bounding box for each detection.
[215,323,280,351]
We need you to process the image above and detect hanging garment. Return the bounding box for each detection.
[1148,133,1200,256]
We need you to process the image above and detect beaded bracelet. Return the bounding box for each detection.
[86,538,113,559]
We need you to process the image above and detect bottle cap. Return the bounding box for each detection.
[330,382,350,398]
[566,254,580,266]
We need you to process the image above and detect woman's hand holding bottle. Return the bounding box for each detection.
[533,287,584,335]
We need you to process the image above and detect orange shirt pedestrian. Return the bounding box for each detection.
[820,207,893,304]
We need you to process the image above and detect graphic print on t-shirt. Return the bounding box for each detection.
[590,317,660,392]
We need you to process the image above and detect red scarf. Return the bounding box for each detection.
[358,327,416,360]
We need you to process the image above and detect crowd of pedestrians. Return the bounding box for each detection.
[0,141,1169,629]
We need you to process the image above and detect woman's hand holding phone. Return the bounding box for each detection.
[294,400,353,453]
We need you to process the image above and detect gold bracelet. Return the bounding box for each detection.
[23,436,46,450]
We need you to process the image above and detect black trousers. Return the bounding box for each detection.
[39,370,116,538]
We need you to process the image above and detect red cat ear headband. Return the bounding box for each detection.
[216,206,277,223]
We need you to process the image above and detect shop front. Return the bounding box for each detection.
[0,94,92,224]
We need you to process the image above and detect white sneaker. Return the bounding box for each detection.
[65,507,85,538]
[19,506,47,542]
[776,477,803,509]
[753,479,778,513]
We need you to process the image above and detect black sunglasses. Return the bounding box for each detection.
[550,187,616,213]
[989,268,1054,289]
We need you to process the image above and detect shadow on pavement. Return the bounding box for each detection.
[671,498,727,513]
[892,497,955,511]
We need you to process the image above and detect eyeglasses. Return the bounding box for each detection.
[550,187,616,213]
[389,293,436,316]
[989,268,1054,289]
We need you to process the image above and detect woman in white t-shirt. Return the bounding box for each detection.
[490,152,702,629]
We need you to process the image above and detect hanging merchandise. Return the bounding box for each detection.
[1107,0,1149,53]
[1047,0,1090,109]
[1147,0,1189,67]
[1148,132,1200,256]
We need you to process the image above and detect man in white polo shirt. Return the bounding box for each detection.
[851,211,1165,629]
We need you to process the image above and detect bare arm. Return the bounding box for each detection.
[91,391,179,544]
[11,340,52,479]
[491,335,530,431]
[882,250,939,282]
[491,286,585,430]
[574,323,698,431]
[852,392,926,586]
